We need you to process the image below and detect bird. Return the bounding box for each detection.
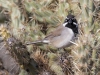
[26,14,79,48]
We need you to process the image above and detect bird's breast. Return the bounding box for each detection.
[50,28,74,48]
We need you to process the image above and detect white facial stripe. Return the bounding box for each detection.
[73,22,78,26]
[63,22,68,27]
[66,17,69,19]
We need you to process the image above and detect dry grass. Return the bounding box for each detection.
[0,0,100,75]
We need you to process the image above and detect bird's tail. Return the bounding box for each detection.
[25,40,43,45]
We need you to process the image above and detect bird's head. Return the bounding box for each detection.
[63,14,78,34]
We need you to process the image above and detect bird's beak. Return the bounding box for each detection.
[69,19,72,23]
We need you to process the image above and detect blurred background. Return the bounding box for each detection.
[0,0,100,75]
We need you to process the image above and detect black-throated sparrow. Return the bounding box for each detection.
[26,14,78,48]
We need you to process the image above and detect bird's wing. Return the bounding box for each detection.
[44,26,63,40]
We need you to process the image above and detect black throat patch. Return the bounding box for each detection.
[63,14,79,35]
